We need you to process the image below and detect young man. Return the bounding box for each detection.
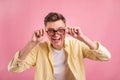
[8,12,111,80]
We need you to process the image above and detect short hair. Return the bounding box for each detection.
[44,12,66,26]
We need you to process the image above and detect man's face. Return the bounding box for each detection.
[45,20,66,50]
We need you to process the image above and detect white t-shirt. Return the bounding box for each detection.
[52,48,76,80]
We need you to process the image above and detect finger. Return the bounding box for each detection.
[77,27,82,35]
[67,27,71,34]
[69,27,73,35]
[67,27,75,36]
[65,27,68,33]
[40,28,44,36]
[35,30,40,38]
[71,28,76,35]
[42,29,46,36]
[65,26,70,34]
[73,28,78,34]
[39,29,42,37]
[42,29,45,36]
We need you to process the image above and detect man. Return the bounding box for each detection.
[8,12,111,80]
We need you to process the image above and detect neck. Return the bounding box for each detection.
[51,45,63,50]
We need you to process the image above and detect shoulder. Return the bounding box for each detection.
[65,37,81,44]
[32,41,49,51]
[65,37,87,48]
[38,41,50,48]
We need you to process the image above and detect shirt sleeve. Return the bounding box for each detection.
[8,45,39,72]
[81,41,111,61]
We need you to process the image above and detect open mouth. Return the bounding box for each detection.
[51,37,61,43]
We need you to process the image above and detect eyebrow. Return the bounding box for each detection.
[47,27,65,30]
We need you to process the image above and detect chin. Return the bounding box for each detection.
[52,43,63,49]
[50,37,64,49]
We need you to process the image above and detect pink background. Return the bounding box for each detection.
[0,0,120,80]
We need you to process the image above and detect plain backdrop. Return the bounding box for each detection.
[0,0,120,80]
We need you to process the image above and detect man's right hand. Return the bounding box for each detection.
[31,29,45,42]
[18,28,45,60]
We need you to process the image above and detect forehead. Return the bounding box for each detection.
[45,20,65,29]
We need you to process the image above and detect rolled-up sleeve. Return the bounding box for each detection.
[82,41,111,61]
[8,45,38,72]
[8,51,27,72]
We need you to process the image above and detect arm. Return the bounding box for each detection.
[67,27,111,61]
[8,29,45,72]
[19,29,45,60]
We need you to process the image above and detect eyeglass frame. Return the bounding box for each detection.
[46,28,66,36]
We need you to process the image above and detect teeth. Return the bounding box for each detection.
[53,38,60,40]
[52,38,60,40]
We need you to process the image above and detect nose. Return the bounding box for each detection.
[53,30,59,35]
[54,31,59,36]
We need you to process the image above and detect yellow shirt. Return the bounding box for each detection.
[8,37,111,80]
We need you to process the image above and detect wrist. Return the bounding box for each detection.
[29,40,39,46]
[77,34,85,42]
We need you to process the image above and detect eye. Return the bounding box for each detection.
[58,29,65,32]
[47,29,55,33]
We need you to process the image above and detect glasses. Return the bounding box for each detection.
[46,28,65,36]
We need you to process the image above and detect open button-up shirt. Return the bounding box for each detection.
[8,37,111,80]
